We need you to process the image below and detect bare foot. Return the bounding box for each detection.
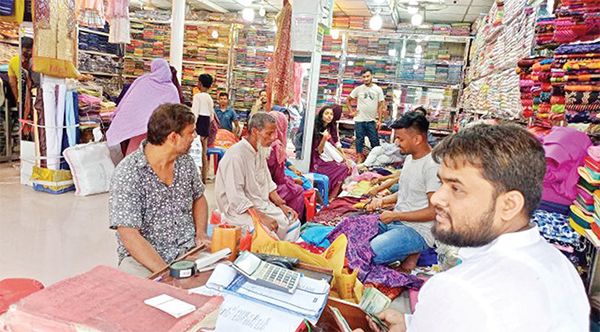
[399,253,421,273]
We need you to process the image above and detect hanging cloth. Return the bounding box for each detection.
[75,0,105,29]
[32,0,79,78]
[266,0,293,110]
[105,0,129,44]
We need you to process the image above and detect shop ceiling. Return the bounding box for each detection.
[132,0,494,24]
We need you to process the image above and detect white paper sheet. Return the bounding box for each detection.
[215,296,304,332]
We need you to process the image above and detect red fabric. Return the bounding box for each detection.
[2,266,223,332]
[297,241,326,254]
[266,2,294,110]
[0,279,44,314]
[585,156,600,173]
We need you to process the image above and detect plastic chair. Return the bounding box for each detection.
[206,147,226,175]
[308,173,330,206]
[304,188,317,221]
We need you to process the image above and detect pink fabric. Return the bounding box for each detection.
[541,127,592,204]
[589,145,600,162]
[269,111,287,165]
[106,59,180,147]
[3,266,223,332]
[126,134,146,156]
[352,171,382,182]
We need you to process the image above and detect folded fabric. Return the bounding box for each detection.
[577,184,595,202]
[589,145,600,162]
[580,176,599,192]
[570,218,586,235]
[552,104,566,113]
[565,90,600,104]
[565,103,600,111]
[585,156,600,172]
[579,166,600,184]
[300,225,335,248]
[556,42,600,55]
[532,209,582,245]
[551,96,566,104]
[575,194,594,211]
[571,203,594,225]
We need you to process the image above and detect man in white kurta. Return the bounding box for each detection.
[215,113,300,241]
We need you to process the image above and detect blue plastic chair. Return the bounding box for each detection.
[207,147,226,174]
[308,173,329,207]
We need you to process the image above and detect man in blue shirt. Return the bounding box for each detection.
[215,92,239,135]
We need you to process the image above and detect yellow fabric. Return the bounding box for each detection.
[578,167,600,185]
[0,0,24,23]
[570,218,586,235]
[570,204,594,224]
[8,55,19,78]
[30,166,73,192]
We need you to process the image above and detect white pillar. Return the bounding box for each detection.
[170,0,185,81]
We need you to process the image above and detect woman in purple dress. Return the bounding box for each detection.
[310,105,351,201]
[267,111,305,216]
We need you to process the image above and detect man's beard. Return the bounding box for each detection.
[257,144,271,162]
[432,202,499,248]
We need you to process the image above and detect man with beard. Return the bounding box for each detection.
[109,104,211,277]
[366,112,440,272]
[215,113,300,241]
[358,124,589,332]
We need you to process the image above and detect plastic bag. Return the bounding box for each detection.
[63,142,115,196]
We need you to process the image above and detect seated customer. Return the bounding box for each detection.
[366,112,439,270]
[109,104,211,278]
[215,113,300,241]
[267,111,305,217]
[357,125,588,332]
[215,92,239,135]
[311,104,352,201]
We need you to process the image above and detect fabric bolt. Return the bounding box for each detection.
[106,59,180,147]
[42,78,67,170]
[579,166,600,184]
[300,225,335,248]
[588,145,600,161]
[326,214,424,289]
[577,184,595,203]
[265,1,293,109]
[574,198,593,215]
[532,209,583,247]
[570,204,594,228]
[579,176,599,192]
[109,141,204,264]
[64,90,78,147]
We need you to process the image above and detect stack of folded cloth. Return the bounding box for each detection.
[553,40,600,123]
[517,57,547,118]
[533,59,554,121]
[536,16,556,47]
[571,145,600,235]
[532,209,584,250]
[554,0,600,44]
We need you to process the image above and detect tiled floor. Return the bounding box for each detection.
[0,162,217,287]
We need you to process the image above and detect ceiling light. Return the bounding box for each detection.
[273,25,278,32]
[348,60,355,66]
[415,45,423,54]
[413,64,419,70]
[407,5,419,15]
[242,7,255,21]
[369,14,383,30]
[408,0,418,6]
[331,29,340,40]
[259,6,266,17]
[388,48,397,57]
[411,13,423,26]
[267,45,274,52]
[211,30,218,38]
[239,0,252,6]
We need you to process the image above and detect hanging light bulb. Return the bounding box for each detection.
[415,44,423,54]
[331,29,340,40]
[259,6,266,17]
[369,14,383,30]
[411,13,423,26]
[242,7,255,21]
[211,30,219,38]
[407,5,419,15]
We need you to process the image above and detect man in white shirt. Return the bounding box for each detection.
[191,74,214,182]
[215,113,300,241]
[367,113,440,272]
[346,68,385,163]
[358,124,589,332]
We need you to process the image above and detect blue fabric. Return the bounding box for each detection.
[416,247,438,267]
[65,90,78,147]
[285,169,312,190]
[390,183,399,193]
[354,121,380,154]
[532,209,583,247]
[301,225,335,247]
[215,106,238,132]
[0,0,13,16]
[370,222,429,265]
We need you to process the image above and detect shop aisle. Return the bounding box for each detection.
[0,162,218,286]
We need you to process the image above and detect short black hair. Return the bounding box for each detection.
[360,68,373,75]
[147,104,196,145]
[218,92,228,98]
[198,74,213,88]
[390,112,429,134]
[21,37,33,49]
[432,124,546,217]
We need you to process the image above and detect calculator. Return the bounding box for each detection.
[232,251,301,293]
